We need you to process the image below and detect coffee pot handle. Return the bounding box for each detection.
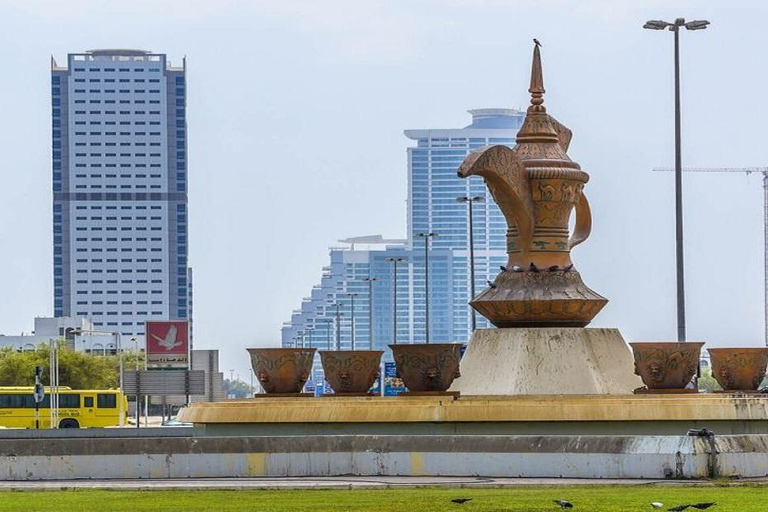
[568,191,592,249]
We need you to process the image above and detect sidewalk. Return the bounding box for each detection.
[0,476,765,491]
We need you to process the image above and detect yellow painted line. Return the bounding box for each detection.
[410,452,424,476]
[246,453,267,476]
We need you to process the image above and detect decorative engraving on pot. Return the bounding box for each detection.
[456,41,605,328]
[629,342,703,390]
[389,344,462,393]
[247,348,316,394]
[319,350,383,394]
[708,348,768,391]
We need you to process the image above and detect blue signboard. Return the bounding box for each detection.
[383,362,406,396]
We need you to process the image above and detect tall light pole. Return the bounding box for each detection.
[457,196,484,332]
[334,303,343,350]
[415,233,438,343]
[363,277,379,350]
[643,17,709,342]
[346,293,359,350]
[306,328,314,349]
[385,257,405,345]
[318,318,333,350]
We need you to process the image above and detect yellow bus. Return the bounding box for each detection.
[0,387,128,429]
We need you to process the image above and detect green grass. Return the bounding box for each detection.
[0,486,765,511]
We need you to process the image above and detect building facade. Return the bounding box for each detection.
[51,49,190,344]
[281,109,524,373]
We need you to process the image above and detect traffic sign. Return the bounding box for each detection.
[33,383,45,403]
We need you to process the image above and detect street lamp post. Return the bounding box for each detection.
[415,233,438,343]
[346,293,359,350]
[132,337,140,429]
[643,17,709,342]
[457,196,484,332]
[334,303,343,350]
[363,277,379,350]
[384,257,405,345]
[319,318,333,350]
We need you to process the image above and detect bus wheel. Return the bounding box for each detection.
[59,419,79,429]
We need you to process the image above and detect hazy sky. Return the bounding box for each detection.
[1,0,766,381]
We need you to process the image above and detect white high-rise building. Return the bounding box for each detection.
[51,49,190,345]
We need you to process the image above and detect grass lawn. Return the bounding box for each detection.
[0,485,765,511]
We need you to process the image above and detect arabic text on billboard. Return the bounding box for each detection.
[145,321,189,369]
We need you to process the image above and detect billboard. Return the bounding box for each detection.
[145,321,189,369]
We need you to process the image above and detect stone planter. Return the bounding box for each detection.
[708,348,768,391]
[629,342,703,390]
[389,343,462,393]
[319,350,383,394]
[247,347,316,394]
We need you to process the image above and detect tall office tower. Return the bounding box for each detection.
[404,108,524,339]
[51,50,190,343]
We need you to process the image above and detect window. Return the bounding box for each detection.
[84,397,94,408]
[59,394,80,408]
[97,394,116,408]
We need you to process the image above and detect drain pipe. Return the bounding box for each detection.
[688,428,716,478]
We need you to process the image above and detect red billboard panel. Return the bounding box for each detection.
[145,321,189,369]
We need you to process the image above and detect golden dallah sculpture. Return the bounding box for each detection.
[458,41,606,327]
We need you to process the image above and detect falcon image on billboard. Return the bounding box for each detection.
[145,321,189,369]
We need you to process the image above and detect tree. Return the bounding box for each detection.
[223,379,253,398]
[0,341,145,389]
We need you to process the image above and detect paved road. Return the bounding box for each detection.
[0,476,764,491]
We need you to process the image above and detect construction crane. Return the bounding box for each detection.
[653,167,768,346]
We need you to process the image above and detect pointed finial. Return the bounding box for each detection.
[529,39,545,113]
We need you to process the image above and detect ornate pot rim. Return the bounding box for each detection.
[707,347,768,354]
[630,342,705,349]
[318,350,385,356]
[389,343,463,349]
[247,347,317,354]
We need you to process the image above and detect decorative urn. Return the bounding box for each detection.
[247,347,316,394]
[319,350,383,395]
[629,342,703,391]
[389,343,462,393]
[708,348,768,391]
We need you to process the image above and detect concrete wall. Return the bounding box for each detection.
[0,434,766,480]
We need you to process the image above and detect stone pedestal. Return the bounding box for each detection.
[450,327,642,395]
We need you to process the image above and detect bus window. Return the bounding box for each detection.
[59,394,80,408]
[84,397,94,408]
[97,394,116,408]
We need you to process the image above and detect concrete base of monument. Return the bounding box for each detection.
[450,327,643,395]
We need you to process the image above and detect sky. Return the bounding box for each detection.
[0,0,766,382]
